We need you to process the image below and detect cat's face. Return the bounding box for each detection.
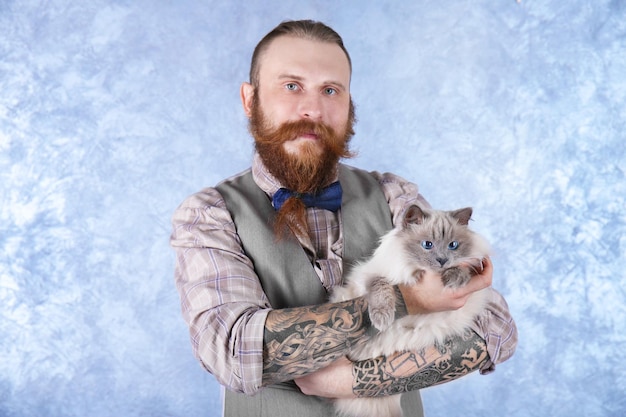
[400,205,476,272]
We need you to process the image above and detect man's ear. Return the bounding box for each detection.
[240,82,254,117]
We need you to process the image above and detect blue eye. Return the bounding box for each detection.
[285,83,298,91]
[421,241,433,250]
[448,241,459,250]
[324,87,337,95]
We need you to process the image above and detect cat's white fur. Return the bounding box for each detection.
[330,206,491,417]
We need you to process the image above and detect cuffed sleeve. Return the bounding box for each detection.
[171,186,271,394]
[470,288,518,374]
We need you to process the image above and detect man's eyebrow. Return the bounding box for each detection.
[277,73,348,91]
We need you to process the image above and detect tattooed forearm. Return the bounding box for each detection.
[263,297,372,386]
[352,329,489,397]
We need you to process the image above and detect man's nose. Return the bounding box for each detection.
[299,93,323,121]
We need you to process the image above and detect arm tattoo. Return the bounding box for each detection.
[352,329,490,397]
[262,297,372,386]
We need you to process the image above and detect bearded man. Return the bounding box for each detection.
[171,19,517,417]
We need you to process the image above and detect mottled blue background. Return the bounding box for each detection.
[1,0,625,416]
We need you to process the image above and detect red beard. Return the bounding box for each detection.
[248,96,356,238]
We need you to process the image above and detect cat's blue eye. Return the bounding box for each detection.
[448,241,459,250]
[421,241,433,250]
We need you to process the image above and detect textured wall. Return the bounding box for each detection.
[1,0,624,416]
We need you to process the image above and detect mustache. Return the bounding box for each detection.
[253,119,349,157]
[254,119,328,142]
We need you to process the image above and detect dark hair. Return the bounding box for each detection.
[249,20,352,88]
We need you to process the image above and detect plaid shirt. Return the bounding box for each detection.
[170,154,517,394]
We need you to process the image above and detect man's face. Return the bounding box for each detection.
[242,35,355,192]
[253,35,352,151]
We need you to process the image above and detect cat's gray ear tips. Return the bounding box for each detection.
[402,205,426,228]
[451,207,473,226]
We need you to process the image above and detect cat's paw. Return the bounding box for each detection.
[369,304,395,331]
[441,267,472,288]
[412,268,426,283]
[367,276,397,331]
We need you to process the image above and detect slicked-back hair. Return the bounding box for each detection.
[249,20,352,88]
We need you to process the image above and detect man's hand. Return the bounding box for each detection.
[399,257,493,314]
[294,259,494,398]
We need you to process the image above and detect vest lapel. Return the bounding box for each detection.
[217,172,326,308]
[339,165,393,277]
[216,165,393,309]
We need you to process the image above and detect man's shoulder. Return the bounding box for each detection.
[338,163,379,181]
[216,168,253,188]
[339,163,410,186]
[338,162,370,174]
[178,168,253,210]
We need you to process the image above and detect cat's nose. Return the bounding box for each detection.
[436,257,448,267]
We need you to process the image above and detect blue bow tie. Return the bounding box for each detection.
[272,182,342,212]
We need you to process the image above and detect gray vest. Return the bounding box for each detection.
[216,165,423,417]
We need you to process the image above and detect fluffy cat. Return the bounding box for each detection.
[330,204,491,417]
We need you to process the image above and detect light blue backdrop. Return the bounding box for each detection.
[1,0,625,416]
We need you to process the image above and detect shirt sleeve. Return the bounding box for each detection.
[170,187,270,395]
[373,170,518,374]
[370,170,431,225]
[471,288,519,374]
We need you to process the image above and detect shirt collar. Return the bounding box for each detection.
[251,153,283,197]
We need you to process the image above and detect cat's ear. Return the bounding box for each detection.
[450,207,473,226]
[402,205,427,228]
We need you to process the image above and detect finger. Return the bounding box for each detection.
[461,267,492,294]
[461,257,487,275]
[467,256,492,278]
[481,256,492,272]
